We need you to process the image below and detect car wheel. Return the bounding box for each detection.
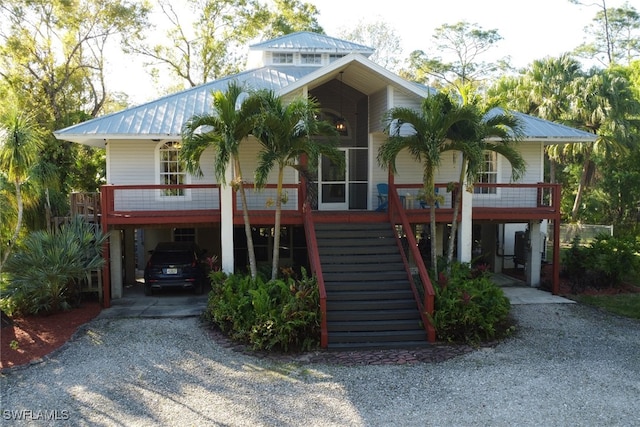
[144,284,153,296]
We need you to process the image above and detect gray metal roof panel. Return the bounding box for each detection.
[55,66,320,139]
[250,31,374,54]
[487,108,597,141]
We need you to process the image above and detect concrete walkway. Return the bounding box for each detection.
[97,283,208,319]
[491,273,576,305]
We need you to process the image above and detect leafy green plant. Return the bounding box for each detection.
[204,268,320,352]
[429,262,511,344]
[562,234,640,293]
[1,217,107,315]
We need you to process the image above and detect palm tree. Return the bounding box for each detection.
[378,92,477,275]
[251,91,342,280]
[0,110,44,272]
[180,82,261,279]
[489,55,583,184]
[564,68,639,222]
[445,102,526,267]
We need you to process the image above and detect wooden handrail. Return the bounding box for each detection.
[387,180,436,342]
[303,202,328,348]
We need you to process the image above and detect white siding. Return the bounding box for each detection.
[107,140,155,185]
[508,142,544,183]
[369,88,387,133]
[370,135,547,210]
[392,88,421,110]
[107,140,218,185]
[237,136,300,211]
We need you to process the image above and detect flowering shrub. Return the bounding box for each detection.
[430,262,511,344]
[203,268,320,352]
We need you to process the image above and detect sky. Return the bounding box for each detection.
[111,0,628,104]
[311,0,624,66]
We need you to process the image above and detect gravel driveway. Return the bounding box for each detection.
[1,303,639,426]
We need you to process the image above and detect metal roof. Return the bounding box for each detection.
[487,108,597,143]
[54,66,320,146]
[249,31,374,56]
[54,32,596,148]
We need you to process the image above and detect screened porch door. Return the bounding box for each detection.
[317,147,368,211]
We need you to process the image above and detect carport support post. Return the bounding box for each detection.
[457,179,473,263]
[526,221,542,287]
[110,230,123,299]
[220,164,234,274]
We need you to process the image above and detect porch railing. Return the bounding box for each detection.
[97,182,560,224]
[303,202,328,348]
[236,183,302,212]
[387,181,437,342]
[101,184,220,224]
[472,183,559,209]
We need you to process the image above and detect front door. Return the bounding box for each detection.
[318,149,348,210]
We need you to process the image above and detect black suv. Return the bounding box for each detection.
[143,242,207,296]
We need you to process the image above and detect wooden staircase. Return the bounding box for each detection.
[315,222,428,349]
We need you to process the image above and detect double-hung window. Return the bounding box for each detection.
[475,151,498,194]
[272,53,293,64]
[158,141,186,197]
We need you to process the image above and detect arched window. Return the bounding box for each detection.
[158,141,185,196]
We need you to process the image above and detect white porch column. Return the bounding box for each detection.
[220,164,235,274]
[526,221,543,287]
[457,182,473,263]
[109,230,123,299]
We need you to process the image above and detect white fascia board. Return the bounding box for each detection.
[277,53,433,99]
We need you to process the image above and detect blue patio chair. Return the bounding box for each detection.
[375,183,388,212]
[419,187,440,209]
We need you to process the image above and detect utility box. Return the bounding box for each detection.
[514,231,527,268]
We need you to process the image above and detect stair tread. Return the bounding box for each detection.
[327,341,430,350]
[326,290,414,300]
[315,220,428,347]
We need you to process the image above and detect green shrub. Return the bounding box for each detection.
[1,217,107,315]
[562,234,640,293]
[430,262,511,344]
[204,268,320,352]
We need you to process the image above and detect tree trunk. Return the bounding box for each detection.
[235,157,258,279]
[571,150,592,222]
[0,180,23,273]
[271,167,284,281]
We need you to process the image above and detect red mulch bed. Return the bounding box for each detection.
[1,302,102,370]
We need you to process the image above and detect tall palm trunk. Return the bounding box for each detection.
[271,166,285,280]
[430,202,437,276]
[424,172,438,276]
[571,149,592,222]
[234,157,258,279]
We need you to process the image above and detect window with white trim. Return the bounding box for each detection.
[301,53,322,64]
[272,53,293,64]
[159,141,185,196]
[329,54,345,63]
[475,151,498,194]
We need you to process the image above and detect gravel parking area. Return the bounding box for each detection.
[2,303,639,426]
